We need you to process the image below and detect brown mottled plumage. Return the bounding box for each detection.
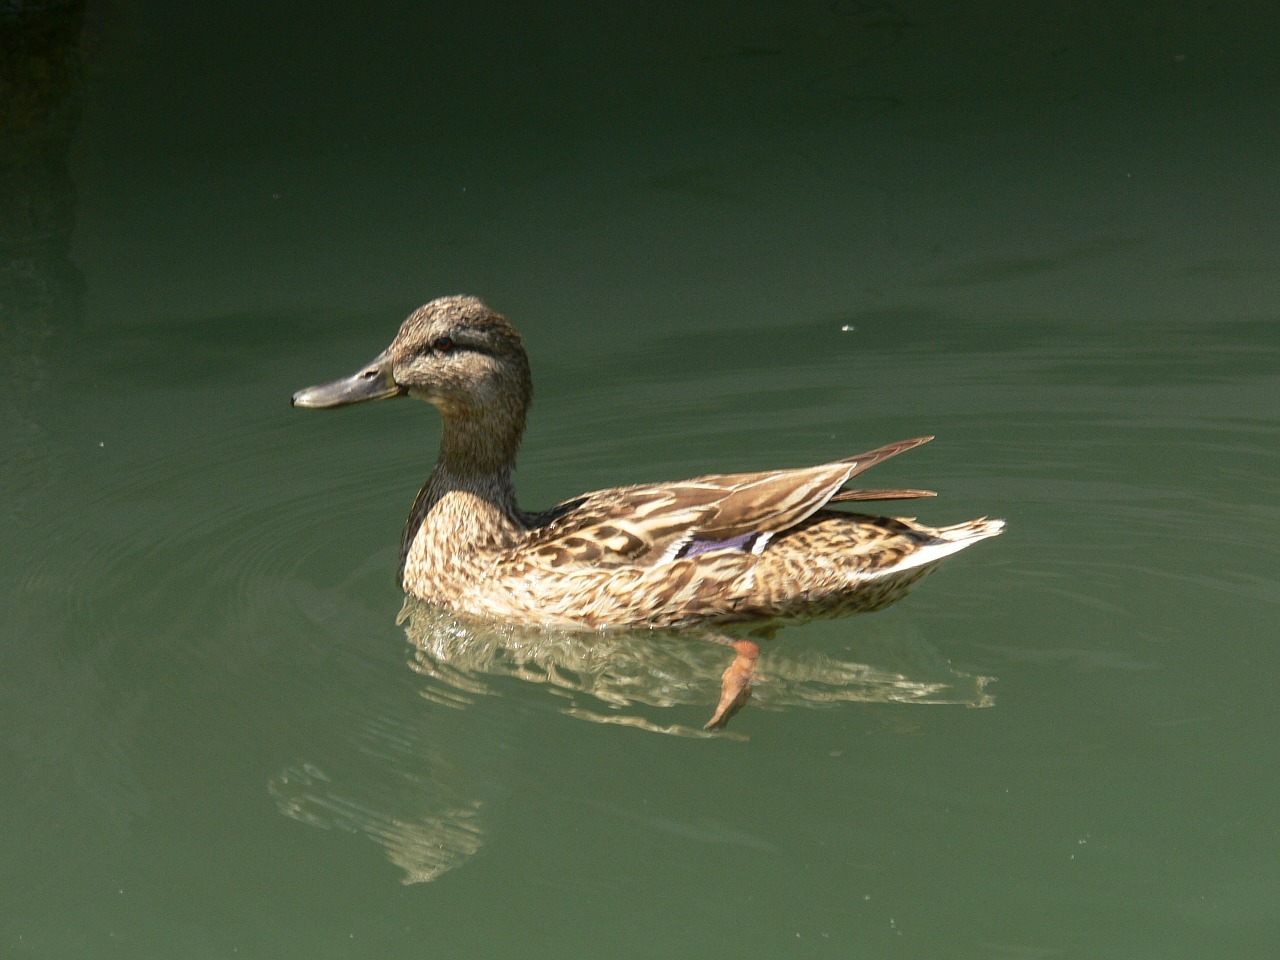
[293,295,1004,728]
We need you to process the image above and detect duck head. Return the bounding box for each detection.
[292,295,532,422]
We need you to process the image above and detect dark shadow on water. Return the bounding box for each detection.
[1,0,86,520]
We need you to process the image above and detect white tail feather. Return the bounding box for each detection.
[863,518,1005,579]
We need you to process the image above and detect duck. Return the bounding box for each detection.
[292,295,1004,729]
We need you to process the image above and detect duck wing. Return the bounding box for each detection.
[521,436,934,569]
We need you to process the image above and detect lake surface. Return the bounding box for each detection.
[4,2,1279,957]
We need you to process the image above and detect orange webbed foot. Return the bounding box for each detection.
[704,639,760,730]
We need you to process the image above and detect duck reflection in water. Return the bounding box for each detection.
[293,296,1003,729]
[401,598,993,738]
[269,596,992,886]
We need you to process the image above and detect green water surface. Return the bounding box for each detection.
[3,3,1279,958]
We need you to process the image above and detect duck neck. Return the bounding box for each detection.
[436,407,524,489]
[398,409,525,579]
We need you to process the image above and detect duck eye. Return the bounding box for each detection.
[432,335,454,354]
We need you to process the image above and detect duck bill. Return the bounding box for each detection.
[291,354,405,409]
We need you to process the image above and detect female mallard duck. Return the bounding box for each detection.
[293,295,1003,728]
